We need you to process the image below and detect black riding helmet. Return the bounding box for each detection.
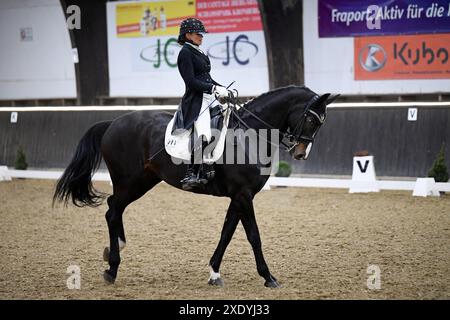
[177,18,208,45]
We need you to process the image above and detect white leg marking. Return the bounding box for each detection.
[209,266,220,280]
[118,237,126,251]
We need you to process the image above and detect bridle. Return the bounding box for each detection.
[227,91,327,153]
[284,94,327,151]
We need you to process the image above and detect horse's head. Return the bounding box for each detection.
[287,93,339,160]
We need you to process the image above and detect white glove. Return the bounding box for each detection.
[213,85,230,99]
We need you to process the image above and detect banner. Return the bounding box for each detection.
[116,0,195,37]
[319,0,450,38]
[116,0,262,37]
[354,34,450,80]
[107,0,269,97]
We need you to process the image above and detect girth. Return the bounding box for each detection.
[210,104,225,132]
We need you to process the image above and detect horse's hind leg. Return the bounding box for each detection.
[103,194,126,284]
[103,175,161,284]
[102,196,126,264]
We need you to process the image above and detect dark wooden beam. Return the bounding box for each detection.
[258,0,304,89]
[60,0,109,105]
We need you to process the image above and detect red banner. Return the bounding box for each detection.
[355,34,450,80]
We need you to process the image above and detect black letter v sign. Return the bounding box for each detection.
[357,160,369,173]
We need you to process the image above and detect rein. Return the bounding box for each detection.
[227,92,321,152]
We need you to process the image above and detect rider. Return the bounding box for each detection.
[175,18,231,190]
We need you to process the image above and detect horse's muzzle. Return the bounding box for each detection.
[292,143,307,160]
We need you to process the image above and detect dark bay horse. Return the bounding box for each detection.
[53,85,338,288]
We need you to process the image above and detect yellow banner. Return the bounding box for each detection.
[116,0,196,38]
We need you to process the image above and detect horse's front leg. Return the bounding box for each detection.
[236,191,280,288]
[208,201,240,286]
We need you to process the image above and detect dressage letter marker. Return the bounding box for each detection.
[349,155,380,193]
[10,112,18,123]
[408,108,417,121]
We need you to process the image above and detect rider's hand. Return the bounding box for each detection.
[213,85,231,99]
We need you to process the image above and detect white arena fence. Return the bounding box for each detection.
[1,167,449,198]
[1,100,450,113]
[1,102,450,197]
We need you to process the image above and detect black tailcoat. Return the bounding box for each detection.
[173,43,221,131]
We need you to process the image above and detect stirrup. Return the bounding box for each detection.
[198,177,208,185]
[181,168,202,190]
[197,170,208,185]
[182,177,202,190]
[203,165,215,181]
[198,163,215,184]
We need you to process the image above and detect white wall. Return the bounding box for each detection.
[303,0,450,95]
[0,0,76,100]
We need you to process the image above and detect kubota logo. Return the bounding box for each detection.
[359,43,387,72]
[394,42,449,66]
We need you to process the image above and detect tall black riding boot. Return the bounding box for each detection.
[195,135,210,185]
[181,136,202,190]
[200,138,215,182]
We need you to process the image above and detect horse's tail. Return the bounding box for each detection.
[53,120,112,208]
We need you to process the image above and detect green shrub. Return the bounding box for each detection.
[428,144,449,183]
[275,160,292,177]
[14,147,28,170]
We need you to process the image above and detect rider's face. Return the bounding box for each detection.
[186,32,203,46]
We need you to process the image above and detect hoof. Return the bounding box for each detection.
[208,277,224,287]
[264,277,281,288]
[103,270,116,284]
[103,247,110,262]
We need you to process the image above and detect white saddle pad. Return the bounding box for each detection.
[165,102,231,164]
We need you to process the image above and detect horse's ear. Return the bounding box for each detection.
[326,94,340,105]
[316,93,330,105]
[312,94,330,110]
[309,94,329,114]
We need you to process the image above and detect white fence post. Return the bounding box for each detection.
[412,178,440,197]
[0,166,12,181]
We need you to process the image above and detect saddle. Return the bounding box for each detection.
[165,103,231,163]
[172,104,224,134]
